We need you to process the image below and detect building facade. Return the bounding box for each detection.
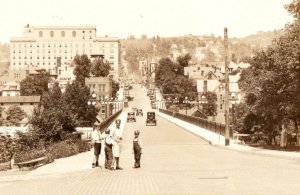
[0,96,40,118]
[0,69,28,93]
[85,77,113,119]
[10,25,121,79]
[2,81,20,96]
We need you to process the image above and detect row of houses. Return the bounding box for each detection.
[184,62,250,123]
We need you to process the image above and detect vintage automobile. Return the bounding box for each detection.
[136,109,143,116]
[146,112,156,126]
[127,112,136,122]
[151,102,156,109]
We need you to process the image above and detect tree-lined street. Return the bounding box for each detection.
[1,84,300,194]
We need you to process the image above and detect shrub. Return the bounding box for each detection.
[12,131,90,166]
[0,134,15,163]
[45,140,79,163]
[14,149,46,163]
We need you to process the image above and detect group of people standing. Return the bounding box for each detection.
[92,118,142,170]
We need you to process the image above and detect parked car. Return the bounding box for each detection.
[146,112,156,126]
[151,103,156,109]
[127,112,136,122]
[136,109,143,116]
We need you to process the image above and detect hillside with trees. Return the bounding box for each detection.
[122,30,282,73]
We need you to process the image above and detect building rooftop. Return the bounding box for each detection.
[0,96,40,103]
[30,26,96,30]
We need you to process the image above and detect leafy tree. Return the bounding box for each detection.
[73,54,92,85]
[155,57,196,100]
[63,80,98,127]
[20,70,50,96]
[202,92,217,116]
[237,0,300,138]
[112,80,120,99]
[5,105,26,126]
[91,57,110,77]
[30,82,69,142]
[177,53,192,75]
[0,106,5,126]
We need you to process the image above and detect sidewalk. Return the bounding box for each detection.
[157,111,300,160]
[0,111,128,181]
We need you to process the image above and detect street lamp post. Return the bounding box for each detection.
[199,95,208,114]
[183,96,189,116]
[87,92,114,118]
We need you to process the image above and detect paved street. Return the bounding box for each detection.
[1,84,300,195]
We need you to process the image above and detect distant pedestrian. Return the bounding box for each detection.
[112,119,123,170]
[104,129,114,170]
[132,130,142,168]
[280,124,288,148]
[91,123,104,168]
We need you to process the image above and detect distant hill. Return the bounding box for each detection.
[236,30,283,49]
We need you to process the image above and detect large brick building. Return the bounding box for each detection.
[10,25,121,79]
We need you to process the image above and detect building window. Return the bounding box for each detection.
[39,31,43,37]
[50,31,54,37]
[61,31,65,37]
[72,31,76,37]
[101,106,106,114]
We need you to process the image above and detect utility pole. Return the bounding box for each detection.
[224,27,230,146]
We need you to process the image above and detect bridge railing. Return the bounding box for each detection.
[159,109,226,136]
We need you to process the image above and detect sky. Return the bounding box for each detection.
[0,0,294,43]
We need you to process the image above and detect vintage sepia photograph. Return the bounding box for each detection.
[0,0,300,194]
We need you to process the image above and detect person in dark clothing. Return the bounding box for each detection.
[133,130,142,168]
[104,129,114,170]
